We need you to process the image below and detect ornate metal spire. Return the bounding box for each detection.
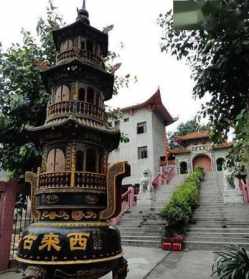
[82,0,86,10]
[76,0,90,24]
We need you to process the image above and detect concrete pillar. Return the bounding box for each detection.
[0,181,19,271]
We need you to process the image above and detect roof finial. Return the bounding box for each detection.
[77,0,90,24]
[82,0,86,10]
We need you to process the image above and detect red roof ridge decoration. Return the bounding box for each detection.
[121,89,175,126]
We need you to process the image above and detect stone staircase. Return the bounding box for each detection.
[117,175,186,247]
[186,172,249,250]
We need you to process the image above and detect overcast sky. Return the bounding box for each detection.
[0,0,202,131]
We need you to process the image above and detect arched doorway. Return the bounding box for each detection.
[180,161,188,174]
[216,158,225,171]
[193,154,212,172]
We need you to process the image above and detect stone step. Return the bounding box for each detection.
[190,223,249,228]
[121,235,161,240]
[187,227,249,233]
[121,239,161,248]
[119,221,166,226]
[185,240,249,250]
[120,231,162,236]
[118,225,164,231]
[187,231,249,237]
[186,235,249,242]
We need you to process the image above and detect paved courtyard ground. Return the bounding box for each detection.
[0,247,215,279]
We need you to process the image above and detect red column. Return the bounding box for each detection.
[0,181,19,271]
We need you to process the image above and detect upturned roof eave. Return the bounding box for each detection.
[121,89,175,126]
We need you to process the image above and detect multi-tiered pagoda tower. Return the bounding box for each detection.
[17,2,130,278]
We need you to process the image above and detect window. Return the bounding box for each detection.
[68,40,73,50]
[95,95,99,107]
[98,153,104,173]
[76,151,85,171]
[180,161,188,174]
[137,122,147,134]
[216,158,225,172]
[87,40,93,54]
[86,149,97,172]
[124,117,129,122]
[87,87,94,104]
[81,39,86,50]
[138,146,148,159]
[79,88,86,101]
[73,37,79,49]
[60,40,73,52]
[61,85,70,101]
[47,149,65,172]
[55,85,70,103]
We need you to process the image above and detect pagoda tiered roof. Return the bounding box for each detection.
[52,20,108,56]
[41,60,114,101]
[26,117,119,151]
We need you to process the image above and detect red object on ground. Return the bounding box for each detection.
[172,242,183,251]
[161,242,172,250]
[162,234,185,251]
[0,181,20,271]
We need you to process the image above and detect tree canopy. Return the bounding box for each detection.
[0,0,134,181]
[158,0,249,142]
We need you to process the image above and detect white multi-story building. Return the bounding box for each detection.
[108,90,175,185]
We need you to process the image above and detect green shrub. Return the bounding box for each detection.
[160,168,204,229]
[212,246,249,279]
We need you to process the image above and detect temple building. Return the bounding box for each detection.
[108,90,175,185]
[169,131,232,174]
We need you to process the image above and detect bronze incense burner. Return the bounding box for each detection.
[17,2,130,278]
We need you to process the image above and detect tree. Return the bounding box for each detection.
[0,0,134,182]
[227,110,249,177]
[168,117,209,148]
[158,0,249,142]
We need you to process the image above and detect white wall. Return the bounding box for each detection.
[152,112,166,177]
[175,146,230,174]
[108,108,165,185]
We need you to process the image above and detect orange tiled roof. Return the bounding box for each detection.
[176,130,209,141]
[213,142,233,150]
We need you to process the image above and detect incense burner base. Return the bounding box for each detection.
[17,222,128,279]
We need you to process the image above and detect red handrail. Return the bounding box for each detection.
[110,187,135,225]
[239,180,249,203]
[152,165,176,189]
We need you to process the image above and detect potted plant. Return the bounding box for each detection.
[212,246,249,278]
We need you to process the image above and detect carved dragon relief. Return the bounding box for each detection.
[100,161,130,220]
